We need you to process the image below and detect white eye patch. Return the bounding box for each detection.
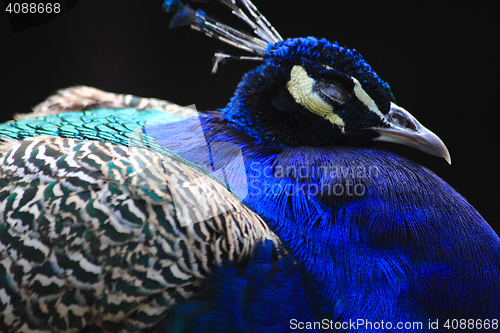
[351,77,388,124]
[286,65,346,129]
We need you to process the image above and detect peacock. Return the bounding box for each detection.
[1,1,499,332]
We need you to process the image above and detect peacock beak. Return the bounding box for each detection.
[371,103,451,164]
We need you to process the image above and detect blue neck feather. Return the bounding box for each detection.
[144,36,499,322]
[146,114,500,322]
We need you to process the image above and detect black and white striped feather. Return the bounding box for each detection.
[0,136,280,332]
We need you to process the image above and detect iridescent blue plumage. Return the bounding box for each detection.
[146,107,500,330]
[0,1,498,332]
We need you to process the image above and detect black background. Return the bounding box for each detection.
[1,1,498,233]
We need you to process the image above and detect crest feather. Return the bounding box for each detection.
[164,0,283,71]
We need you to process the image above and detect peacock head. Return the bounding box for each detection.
[164,0,450,163]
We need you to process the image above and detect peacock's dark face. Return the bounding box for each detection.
[222,37,450,163]
[164,1,450,163]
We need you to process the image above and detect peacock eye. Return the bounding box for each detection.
[312,79,353,108]
[286,65,351,128]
